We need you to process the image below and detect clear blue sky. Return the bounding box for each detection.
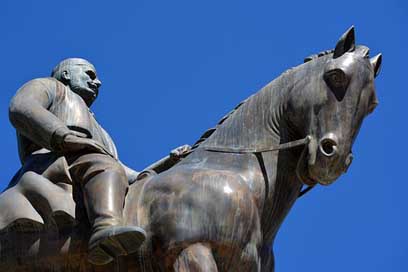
[0,1,405,271]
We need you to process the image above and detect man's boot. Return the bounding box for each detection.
[82,171,146,265]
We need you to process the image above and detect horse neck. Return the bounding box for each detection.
[260,149,303,244]
[199,72,304,242]
[201,74,293,153]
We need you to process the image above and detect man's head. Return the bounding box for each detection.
[51,58,102,106]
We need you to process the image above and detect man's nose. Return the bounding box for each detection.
[94,78,102,88]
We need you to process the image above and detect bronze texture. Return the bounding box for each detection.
[0,27,381,271]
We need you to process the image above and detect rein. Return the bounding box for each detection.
[203,135,315,198]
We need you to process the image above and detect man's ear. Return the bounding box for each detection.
[61,70,70,83]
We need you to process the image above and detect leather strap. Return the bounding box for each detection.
[204,136,312,154]
[203,135,315,198]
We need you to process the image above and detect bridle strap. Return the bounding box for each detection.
[204,136,312,154]
[203,135,315,198]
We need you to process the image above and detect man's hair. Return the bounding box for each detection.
[51,58,94,82]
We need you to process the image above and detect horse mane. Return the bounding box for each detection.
[303,49,334,63]
[189,48,334,151]
[190,97,250,150]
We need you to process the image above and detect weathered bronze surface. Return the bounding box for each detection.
[0,27,381,271]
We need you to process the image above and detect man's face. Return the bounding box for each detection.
[67,63,102,106]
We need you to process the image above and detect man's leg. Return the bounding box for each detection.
[70,153,146,265]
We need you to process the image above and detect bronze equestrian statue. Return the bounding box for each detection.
[0,27,382,271]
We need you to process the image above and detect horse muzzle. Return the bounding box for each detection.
[297,134,353,186]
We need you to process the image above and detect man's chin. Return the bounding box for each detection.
[71,87,97,105]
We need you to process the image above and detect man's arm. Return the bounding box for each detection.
[9,78,114,156]
[9,79,72,151]
[142,144,191,173]
[122,145,191,185]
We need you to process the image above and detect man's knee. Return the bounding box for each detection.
[69,153,126,185]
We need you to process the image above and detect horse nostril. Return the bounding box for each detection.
[319,138,338,157]
[344,153,353,172]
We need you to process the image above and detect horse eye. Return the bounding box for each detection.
[324,69,349,101]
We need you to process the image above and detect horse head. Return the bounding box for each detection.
[289,26,381,186]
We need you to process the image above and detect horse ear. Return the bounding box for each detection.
[370,53,382,78]
[333,26,356,58]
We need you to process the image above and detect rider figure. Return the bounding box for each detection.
[9,58,188,265]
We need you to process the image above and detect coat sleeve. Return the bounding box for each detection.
[9,78,71,151]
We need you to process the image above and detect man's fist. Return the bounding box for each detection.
[62,134,113,157]
[51,127,114,157]
[170,144,191,160]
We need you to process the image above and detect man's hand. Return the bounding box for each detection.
[63,133,113,157]
[169,144,191,160]
[53,130,114,157]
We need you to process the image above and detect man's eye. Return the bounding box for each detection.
[324,69,349,101]
[86,70,96,80]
